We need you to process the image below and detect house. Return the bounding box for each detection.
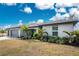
[6,19,79,38]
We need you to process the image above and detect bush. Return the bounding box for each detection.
[33,32,39,39]
[48,36,69,44]
[59,37,69,44]
[48,36,56,43]
[42,32,48,42]
[48,36,60,43]
[63,30,79,45]
[33,32,42,40]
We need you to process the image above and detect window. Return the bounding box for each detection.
[52,32,58,36]
[52,25,58,36]
[52,26,58,30]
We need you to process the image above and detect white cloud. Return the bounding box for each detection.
[4,24,11,28]
[49,13,64,21]
[57,8,66,13]
[62,13,70,17]
[49,17,55,21]
[55,1,79,8]
[37,19,44,23]
[35,0,78,10]
[21,6,32,14]
[55,3,73,8]
[55,13,63,19]
[69,8,79,19]
[2,3,16,6]
[49,13,70,21]
[69,8,78,15]
[29,19,44,24]
[24,7,32,13]
[35,3,54,10]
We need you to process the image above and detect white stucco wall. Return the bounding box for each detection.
[58,24,74,37]
[43,23,74,37]
[7,23,75,38]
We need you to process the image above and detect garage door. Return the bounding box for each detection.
[11,30,19,37]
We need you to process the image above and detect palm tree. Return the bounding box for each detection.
[20,25,29,39]
[21,25,29,32]
[63,30,79,44]
[21,25,32,39]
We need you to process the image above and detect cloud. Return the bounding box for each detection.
[69,8,78,15]
[37,19,44,23]
[69,8,79,19]
[35,3,54,10]
[29,19,44,25]
[57,8,66,13]
[55,3,73,8]
[49,17,55,21]
[49,13,70,21]
[62,13,70,17]
[4,24,11,28]
[55,1,79,8]
[21,6,32,14]
[49,13,64,21]
[2,3,16,6]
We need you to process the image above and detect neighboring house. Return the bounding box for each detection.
[6,19,79,38]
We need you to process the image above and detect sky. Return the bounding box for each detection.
[0,3,56,26]
[0,3,79,28]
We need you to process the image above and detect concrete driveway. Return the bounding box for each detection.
[0,36,20,40]
[0,36,11,40]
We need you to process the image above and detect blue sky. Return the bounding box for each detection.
[0,3,56,26]
[0,3,79,27]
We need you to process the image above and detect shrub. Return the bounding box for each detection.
[59,37,69,44]
[48,36,60,43]
[48,36,70,44]
[42,32,48,42]
[33,32,39,39]
[48,36,56,43]
[63,30,79,45]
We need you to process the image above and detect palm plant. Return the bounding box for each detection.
[33,28,44,40]
[21,25,29,32]
[63,30,79,44]
[37,28,44,40]
[21,25,32,39]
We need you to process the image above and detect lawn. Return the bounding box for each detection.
[0,39,79,56]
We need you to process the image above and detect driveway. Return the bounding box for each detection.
[0,36,11,40]
[0,36,20,40]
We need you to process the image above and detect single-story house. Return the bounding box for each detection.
[6,19,79,38]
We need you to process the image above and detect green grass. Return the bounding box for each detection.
[0,39,79,56]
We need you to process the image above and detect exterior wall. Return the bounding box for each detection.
[43,23,74,37]
[58,23,74,37]
[43,26,52,36]
[7,23,75,38]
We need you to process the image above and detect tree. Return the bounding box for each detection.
[33,28,48,41]
[0,29,6,36]
[21,25,33,39]
[21,25,29,32]
[21,25,29,39]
